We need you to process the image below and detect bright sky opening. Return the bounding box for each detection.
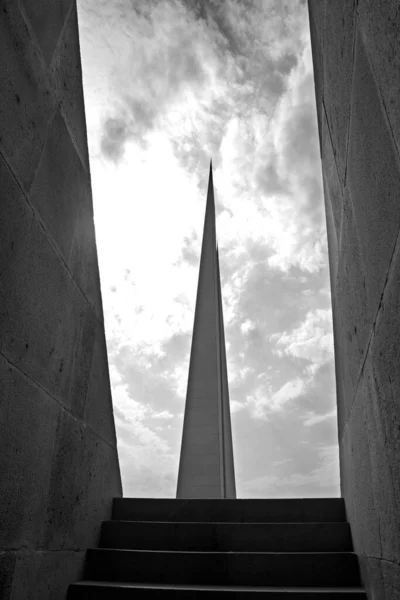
[77,0,340,498]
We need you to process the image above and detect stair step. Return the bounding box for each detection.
[100,521,352,553]
[83,549,361,587]
[112,499,346,524]
[68,581,367,599]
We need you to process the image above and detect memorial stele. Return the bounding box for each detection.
[176,162,236,499]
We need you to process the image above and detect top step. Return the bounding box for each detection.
[112,498,346,523]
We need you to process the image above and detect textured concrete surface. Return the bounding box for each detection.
[309,1,400,598]
[323,0,357,188]
[0,1,121,598]
[83,548,360,587]
[112,497,346,523]
[68,497,365,597]
[358,0,400,157]
[99,520,352,552]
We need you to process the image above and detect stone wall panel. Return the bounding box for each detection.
[345,392,382,559]
[369,240,400,514]
[0,553,16,600]
[83,322,118,446]
[335,196,369,426]
[381,560,400,599]
[40,412,120,552]
[0,153,34,286]
[0,356,59,549]
[323,0,357,187]
[19,0,74,66]
[309,0,400,596]
[10,550,84,600]
[0,215,96,415]
[50,4,90,171]
[347,30,400,322]
[29,109,91,263]
[0,1,121,596]
[68,196,104,322]
[321,111,343,243]
[0,0,55,191]
[358,0,400,156]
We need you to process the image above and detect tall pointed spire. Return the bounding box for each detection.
[177,163,236,499]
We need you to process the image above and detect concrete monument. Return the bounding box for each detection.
[177,163,236,499]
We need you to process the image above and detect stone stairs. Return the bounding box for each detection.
[68,498,366,598]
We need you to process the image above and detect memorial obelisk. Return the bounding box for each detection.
[177,163,236,499]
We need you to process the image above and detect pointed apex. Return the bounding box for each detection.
[206,160,215,218]
[177,164,236,500]
[208,160,214,192]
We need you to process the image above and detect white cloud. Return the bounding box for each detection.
[230,400,246,414]
[169,364,189,399]
[77,0,339,498]
[240,319,255,333]
[246,377,307,419]
[239,444,340,498]
[110,365,173,451]
[152,410,175,420]
[303,408,337,427]
[271,308,334,370]
[273,458,293,466]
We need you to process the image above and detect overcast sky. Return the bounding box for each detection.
[77,0,340,498]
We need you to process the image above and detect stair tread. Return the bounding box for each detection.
[116,498,343,502]
[72,581,365,593]
[105,520,349,525]
[112,498,346,523]
[90,548,357,555]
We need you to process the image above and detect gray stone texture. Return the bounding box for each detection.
[177,167,236,499]
[69,497,366,596]
[0,1,121,598]
[309,1,400,598]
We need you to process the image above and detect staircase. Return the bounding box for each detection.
[68,498,366,598]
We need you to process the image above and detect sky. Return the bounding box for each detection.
[76,0,340,498]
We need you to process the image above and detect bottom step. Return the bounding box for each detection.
[68,581,367,599]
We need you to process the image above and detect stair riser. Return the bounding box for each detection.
[68,584,367,599]
[100,522,352,553]
[84,550,361,587]
[112,499,346,524]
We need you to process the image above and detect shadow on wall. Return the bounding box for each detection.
[0,1,122,598]
[309,0,400,597]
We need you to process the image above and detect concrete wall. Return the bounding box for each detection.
[308,1,400,598]
[0,0,122,597]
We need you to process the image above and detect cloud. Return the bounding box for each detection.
[110,366,171,449]
[240,444,340,498]
[271,308,334,370]
[77,0,340,498]
[152,410,175,420]
[303,408,337,427]
[246,376,307,419]
[230,400,246,414]
[96,0,223,162]
[240,319,255,333]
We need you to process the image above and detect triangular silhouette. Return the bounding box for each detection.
[177,163,236,498]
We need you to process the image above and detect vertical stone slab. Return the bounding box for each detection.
[309,0,400,597]
[308,0,325,149]
[216,248,236,499]
[0,1,121,598]
[177,165,236,499]
[358,0,400,156]
[323,0,358,187]
[0,0,55,192]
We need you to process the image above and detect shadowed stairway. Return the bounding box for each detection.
[68,498,366,598]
